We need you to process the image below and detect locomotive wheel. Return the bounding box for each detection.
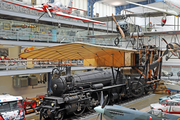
[73,103,86,116]
[40,109,50,120]
[55,111,64,120]
[131,81,144,97]
[87,92,100,111]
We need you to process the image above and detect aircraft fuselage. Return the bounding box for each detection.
[42,3,72,14]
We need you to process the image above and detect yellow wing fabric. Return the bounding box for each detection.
[19,43,137,67]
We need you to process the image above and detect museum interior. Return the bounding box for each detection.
[0,0,180,120]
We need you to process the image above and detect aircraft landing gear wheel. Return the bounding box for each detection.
[114,37,120,46]
[131,81,144,97]
[35,19,39,23]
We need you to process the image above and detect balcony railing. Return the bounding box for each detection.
[0,29,120,46]
[0,59,84,71]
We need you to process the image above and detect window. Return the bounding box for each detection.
[0,100,23,112]
[161,100,167,105]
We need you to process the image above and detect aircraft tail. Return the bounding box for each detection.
[68,0,73,13]
[68,0,73,7]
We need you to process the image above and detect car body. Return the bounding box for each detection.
[0,94,25,120]
[159,94,180,103]
[151,100,180,113]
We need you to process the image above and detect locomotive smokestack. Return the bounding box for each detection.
[66,66,71,75]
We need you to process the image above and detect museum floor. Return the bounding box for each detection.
[26,94,178,120]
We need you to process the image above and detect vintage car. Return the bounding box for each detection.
[159,94,180,103]
[24,94,44,114]
[0,94,25,120]
[151,99,180,113]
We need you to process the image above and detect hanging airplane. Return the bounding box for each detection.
[126,0,180,26]
[89,11,180,46]
[2,0,105,25]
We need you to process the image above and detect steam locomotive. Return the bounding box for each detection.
[39,67,147,120]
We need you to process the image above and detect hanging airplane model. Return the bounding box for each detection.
[126,0,180,26]
[2,0,105,25]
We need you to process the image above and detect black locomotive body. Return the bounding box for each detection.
[39,69,131,120]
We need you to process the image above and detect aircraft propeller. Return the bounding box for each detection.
[45,7,53,18]
[34,3,53,22]
[161,38,180,61]
[94,91,108,120]
[112,13,125,39]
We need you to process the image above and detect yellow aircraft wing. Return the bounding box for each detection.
[19,42,137,67]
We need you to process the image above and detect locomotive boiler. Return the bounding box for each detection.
[51,69,116,96]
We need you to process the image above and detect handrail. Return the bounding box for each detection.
[0,59,84,71]
[0,29,120,46]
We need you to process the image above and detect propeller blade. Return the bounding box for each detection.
[96,114,100,120]
[100,91,103,120]
[100,91,103,106]
[162,38,177,56]
[112,13,125,39]
[33,5,43,8]
[46,8,53,18]
[163,49,169,56]
[102,95,108,109]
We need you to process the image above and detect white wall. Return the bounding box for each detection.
[0,74,48,98]
[22,0,87,10]
[94,1,115,17]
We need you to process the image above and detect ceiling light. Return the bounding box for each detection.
[111,2,121,6]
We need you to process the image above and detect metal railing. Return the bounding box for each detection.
[0,29,120,46]
[0,59,84,71]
